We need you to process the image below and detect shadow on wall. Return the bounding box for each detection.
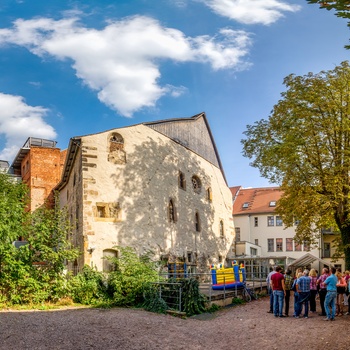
[109,135,228,271]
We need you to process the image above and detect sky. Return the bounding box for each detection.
[0,0,349,188]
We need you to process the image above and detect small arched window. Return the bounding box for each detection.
[108,133,126,164]
[103,249,118,272]
[195,211,201,232]
[178,171,186,190]
[206,187,212,201]
[219,220,224,238]
[168,199,176,223]
[109,133,124,152]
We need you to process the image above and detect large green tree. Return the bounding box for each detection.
[0,173,29,275]
[241,61,350,269]
[0,173,79,304]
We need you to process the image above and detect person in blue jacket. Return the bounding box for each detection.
[324,267,338,321]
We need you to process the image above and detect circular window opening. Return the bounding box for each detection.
[191,175,201,193]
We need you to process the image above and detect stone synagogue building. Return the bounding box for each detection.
[6,112,235,273]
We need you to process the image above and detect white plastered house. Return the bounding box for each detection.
[231,186,344,276]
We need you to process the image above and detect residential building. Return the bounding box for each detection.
[56,113,235,273]
[231,186,344,276]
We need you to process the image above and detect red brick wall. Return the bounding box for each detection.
[21,147,67,211]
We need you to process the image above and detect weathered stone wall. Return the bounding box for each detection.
[59,147,85,270]
[61,124,234,272]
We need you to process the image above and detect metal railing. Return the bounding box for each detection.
[158,271,268,304]
[147,281,183,312]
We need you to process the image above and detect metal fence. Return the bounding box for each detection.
[147,281,183,313]
[157,271,268,306]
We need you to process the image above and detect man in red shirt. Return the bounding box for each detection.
[270,266,286,317]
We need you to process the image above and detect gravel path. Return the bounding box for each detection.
[1,298,349,350]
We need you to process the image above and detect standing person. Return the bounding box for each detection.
[292,271,302,317]
[295,268,302,277]
[309,268,318,313]
[344,270,350,283]
[266,267,276,313]
[270,266,286,318]
[335,271,347,316]
[324,267,338,321]
[343,270,349,311]
[317,267,330,317]
[284,269,293,316]
[347,277,350,315]
[296,269,311,318]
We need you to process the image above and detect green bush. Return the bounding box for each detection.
[179,278,206,316]
[142,285,168,314]
[107,247,159,306]
[68,266,108,305]
[143,278,207,316]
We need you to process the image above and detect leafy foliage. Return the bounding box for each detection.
[142,285,168,314]
[142,278,207,316]
[308,1,350,19]
[0,174,79,304]
[180,278,206,316]
[242,62,350,268]
[307,1,350,48]
[68,266,108,304]
[107,246,159,306]
[231,297,245,305]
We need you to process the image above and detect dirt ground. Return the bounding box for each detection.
[1,297,350,350]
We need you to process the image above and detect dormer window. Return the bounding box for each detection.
[242,202,249,208]
[269,201,276,207]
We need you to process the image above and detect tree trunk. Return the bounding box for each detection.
[340,226,350,271]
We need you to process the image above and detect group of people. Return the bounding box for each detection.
[266,265,350,321]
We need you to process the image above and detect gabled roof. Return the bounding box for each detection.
[56,112,228,190]
[145,112,227,183]
[288,253,333,268]
[231,186,283,215]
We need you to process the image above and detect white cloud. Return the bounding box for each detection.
[201,0,301,25]
[165,85,188,98]
[0,93,56,162]
[0,15,252,117]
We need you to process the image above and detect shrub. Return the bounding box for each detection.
[107,247,159,306]
[179,278,206,316]
[68,266,108,305]
[142,285,168,314]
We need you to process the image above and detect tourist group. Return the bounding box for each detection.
[266,266,350,321]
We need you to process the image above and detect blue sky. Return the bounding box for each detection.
[0,0,349,188]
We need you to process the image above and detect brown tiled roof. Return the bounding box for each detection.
[231,186,283,215]
[230,186,241,198]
